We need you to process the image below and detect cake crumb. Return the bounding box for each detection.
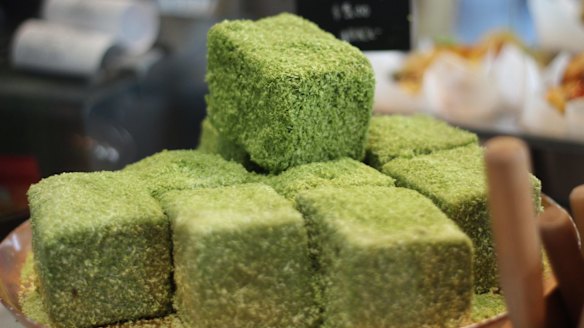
[19,253,183,328]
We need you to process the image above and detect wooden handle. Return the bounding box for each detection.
[539,205,584,324]
[570,185,584,254]
[485,137,545,328]
[579,304,584,328]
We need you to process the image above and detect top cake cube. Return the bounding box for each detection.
[206,13,375,172]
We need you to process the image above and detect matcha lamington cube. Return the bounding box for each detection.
[206,13,374,172]
[366,115,478,169]
[296,186,473,328]
[160,184,318,328]
[266,158,395,200]
[123,149,250,198]
[382,145,541,293]
[198,117,250,165]
[28,172,172,328]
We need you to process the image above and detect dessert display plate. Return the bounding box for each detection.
[0,196,562,328]
[0,221,34,328]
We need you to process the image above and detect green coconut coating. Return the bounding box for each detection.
[123,149,250,198]
[198,117,250,165]
[20,253,184,328]
[470,292,506,323]
[28,172,172,328]
[160,184,319,328]
[366,114,478,170]
[265,158,395,200]
[206,13,374,172]
[382,145,542,293]
[296,186,473,328]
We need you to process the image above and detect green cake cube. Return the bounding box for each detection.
[296,186,473,328]
[198,117,250,165]
[28,172,172,328]
[123,149,250,198]
[382,145,541,293]
[160,184,319,327]
[206,13,374,172]
[266,158,395,200]
[366,115,478,169]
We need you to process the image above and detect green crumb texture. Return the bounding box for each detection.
[296,186,473,328]
[206,13,375,172]
[382,145,541,293]
[28,172,172,328]
[20,253,52,326]
[198,117,251,166]
[266,158,395,200]
[160,184,319,328]
[366,114,478,169]
[20,254,183,328]
[108,314,184,328]
[470,292,506,324]
[123,149,250,198]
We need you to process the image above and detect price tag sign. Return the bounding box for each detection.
[296,0,411,51]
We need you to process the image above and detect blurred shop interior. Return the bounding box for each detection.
[0,0,583,237]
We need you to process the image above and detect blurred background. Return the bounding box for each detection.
[0,0,583,239]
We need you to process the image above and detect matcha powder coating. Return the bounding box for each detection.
[296,186,473,328]
[266,157,395,200]
[382,145,541,293]
[198,117,250,166]
[366,114,478,169]
[161,184,319,328]
[123,150,251,198]
[206,13,375,172]
[28,172,172,328]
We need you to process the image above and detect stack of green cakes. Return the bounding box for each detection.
[25,13,541,328]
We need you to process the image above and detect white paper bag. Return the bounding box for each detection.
[520,94,568,139]
[529,0,584,53]
[367,51,425,115]
[491,44,543,115]
[423,53,501,127]
[566,99,584,141]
